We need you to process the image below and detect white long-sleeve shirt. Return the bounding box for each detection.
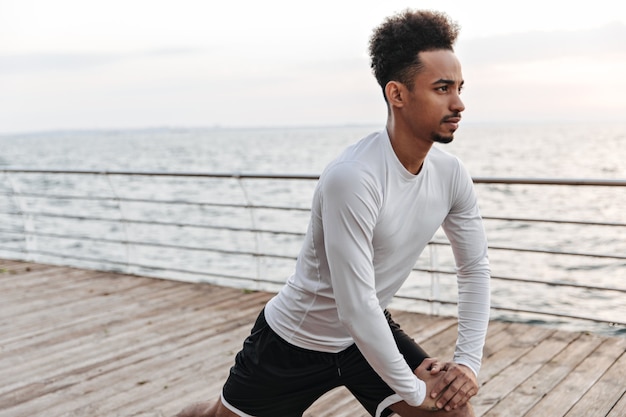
[265,129,490,406]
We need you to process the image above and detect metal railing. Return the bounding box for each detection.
[1,168,625,335]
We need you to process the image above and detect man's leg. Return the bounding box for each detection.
[175,308,341,417]
[175,399,239,417]
[390,400,475,417]
[346,311,478,417]
[175,400,215,417]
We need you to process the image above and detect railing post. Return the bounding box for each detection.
[429,242,441,316]
[103,173,132,273]
[5,173,38,261]
[235,174,261,289]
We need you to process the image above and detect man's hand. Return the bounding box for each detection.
[430,362,478,411]
[413,358,446,411]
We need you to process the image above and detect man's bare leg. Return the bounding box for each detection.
[390,400,475,417]
[175,398,239,417]
[174,395,476,417]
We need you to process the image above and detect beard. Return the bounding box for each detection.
[434,112,461,143]
[432,133,454,144]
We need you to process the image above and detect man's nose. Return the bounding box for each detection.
[451,93,465,113]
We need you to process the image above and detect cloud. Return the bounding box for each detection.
[459,22,626,67]
[0,47,206,74]
[2,17,625,133]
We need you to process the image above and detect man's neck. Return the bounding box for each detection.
[386,121,433,175]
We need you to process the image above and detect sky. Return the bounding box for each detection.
[1,0,625,134]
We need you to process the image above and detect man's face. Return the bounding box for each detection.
[403,49,465,144]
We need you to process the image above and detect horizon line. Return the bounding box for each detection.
[3,119,625,137]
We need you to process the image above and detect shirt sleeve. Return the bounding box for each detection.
[442,159,491,376]
[319,162,426,407]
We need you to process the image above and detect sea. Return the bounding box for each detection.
[1,122,625,336]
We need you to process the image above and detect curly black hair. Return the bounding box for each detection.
[369,9,460,100]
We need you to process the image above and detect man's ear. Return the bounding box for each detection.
[385,81,405,108]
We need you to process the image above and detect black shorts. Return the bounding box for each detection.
[221,309,429,417]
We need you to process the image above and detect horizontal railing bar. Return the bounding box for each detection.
[412,267,626,293]
[0,246,286,287]
[481,215,626,228]
[4,200,623,227]
[489,274,626,293]
[487,244,626,260]
[488,304,626,326]
[472,177,626,187]
[429,240,626,260]
[0,213,307,236]
[0,192,311,212]
[393,294,458,306]
[0,229,298,260]
[3,168,626,187]
[391,294,625,326]
[3,223,624,262]
[1,168,321,180]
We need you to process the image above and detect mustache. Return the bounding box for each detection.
[441,113,462,122]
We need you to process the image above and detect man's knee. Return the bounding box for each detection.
[391,400,475,417]
[439,402,475,417]
[175,400,218,417]
[214,400,240,417]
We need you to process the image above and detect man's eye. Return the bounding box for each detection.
[438,86,448,92]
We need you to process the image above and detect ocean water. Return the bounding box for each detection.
[1,122,625,335]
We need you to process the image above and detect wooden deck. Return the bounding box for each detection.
[1,259,624,417]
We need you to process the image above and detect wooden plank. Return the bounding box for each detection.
[1,259,624,417]
[392,310,458,345]
[417,322,463,360]
[0,276,177,334]
[473,329,579,416]
[0,260,50,273]
[525,336,626,417]
[65,304,268,417]
[2,287,269,397]
[2,284,187,350]
[480,321,515,358]
[0,279,188,357]
[606,393,626,417]
[388,309,457,335]
[1,292,271,416]
[482,333,605,417]
[564,348,626,417]
[477,323,556,385]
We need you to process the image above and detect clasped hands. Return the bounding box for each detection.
[414,358,478,412]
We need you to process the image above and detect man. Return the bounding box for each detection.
[177,9,490,417]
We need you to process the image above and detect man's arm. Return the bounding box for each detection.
[320,163,427,407]
[434,160,491,410]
